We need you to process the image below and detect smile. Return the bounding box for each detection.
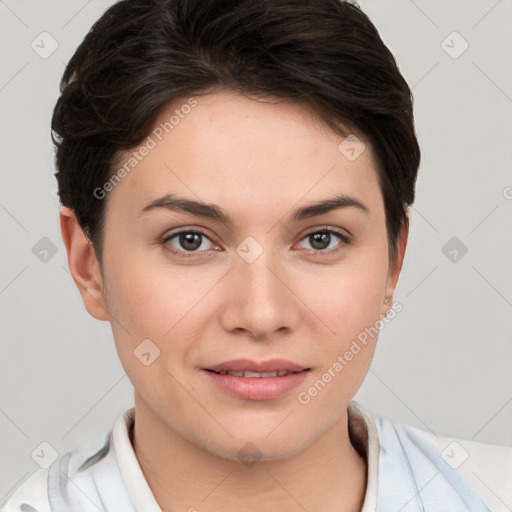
[208,370,300,377]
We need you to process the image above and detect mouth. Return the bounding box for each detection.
[205,369,307,378]
[204,358,309,375]
[201,359,311,400]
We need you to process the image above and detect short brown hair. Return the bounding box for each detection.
[52,0,420,264]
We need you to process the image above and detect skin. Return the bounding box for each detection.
[60,89,408,512]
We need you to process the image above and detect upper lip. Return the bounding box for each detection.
[205,358,309,373]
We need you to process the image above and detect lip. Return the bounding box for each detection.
[203,370,310,401]
[202,359,310,401]
[205,358,308,373]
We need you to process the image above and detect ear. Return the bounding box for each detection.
[382,214,409,315]
[60,207,110,321]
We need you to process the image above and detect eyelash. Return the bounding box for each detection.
[162,227,351,258]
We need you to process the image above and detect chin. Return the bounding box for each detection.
[199,431,310,465]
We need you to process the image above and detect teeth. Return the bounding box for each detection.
[217,370,293,377]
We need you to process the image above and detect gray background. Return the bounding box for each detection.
[1,0,511,499]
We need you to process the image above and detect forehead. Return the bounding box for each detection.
[106,90,382,221]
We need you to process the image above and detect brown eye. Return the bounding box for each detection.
[298,228,350,253]
[164,230,215,253]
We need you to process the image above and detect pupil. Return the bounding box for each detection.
[311,232,330,250]
[180,233,201,251]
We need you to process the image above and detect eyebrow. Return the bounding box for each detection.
[139,193,369,225]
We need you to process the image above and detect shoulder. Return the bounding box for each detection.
[0,408,135,512]
[374,413,512,511]
[420,426,512,511]
[0,469,51,512]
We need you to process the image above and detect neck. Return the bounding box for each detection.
[132,395,367,512]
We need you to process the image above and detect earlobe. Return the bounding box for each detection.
[59,207,110,322]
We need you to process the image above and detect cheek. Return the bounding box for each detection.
[103,247,177,327]
[297,266,385,413]
[302,258,387,337]
[102,250,224,357]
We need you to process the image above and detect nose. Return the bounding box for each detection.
[219,244,301,340]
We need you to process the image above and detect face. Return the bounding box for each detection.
[81,90,405,461]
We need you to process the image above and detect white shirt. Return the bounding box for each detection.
[1,401,511,511]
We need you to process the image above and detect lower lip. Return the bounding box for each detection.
[202,369,310,401]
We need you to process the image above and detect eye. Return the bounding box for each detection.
[164,230,218,255]
[297,227,351,253]
[162,226,351,258]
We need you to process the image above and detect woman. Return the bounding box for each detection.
[2,0,510,510]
